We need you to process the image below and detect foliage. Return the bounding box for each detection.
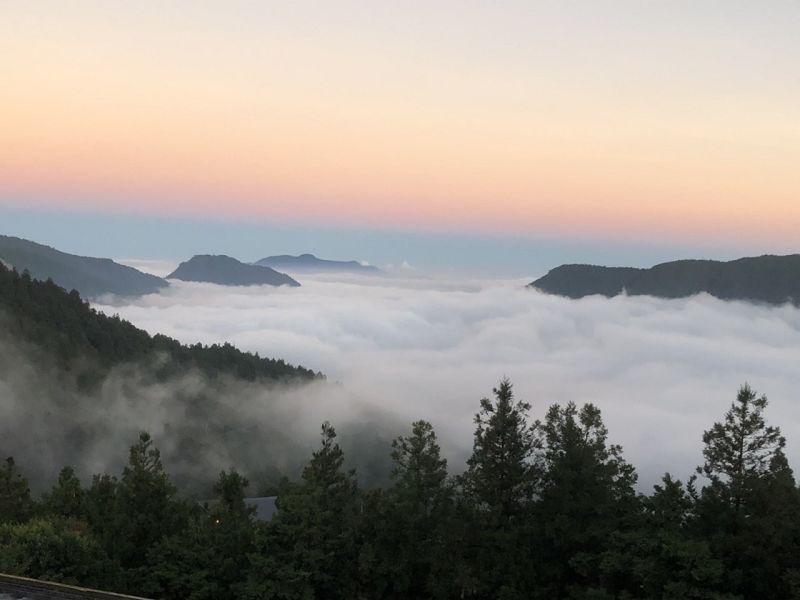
[0,456,34,524]
[0,261,319,381]
[0,518,118,589]
[2,381,800,600]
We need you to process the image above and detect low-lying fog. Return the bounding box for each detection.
[97,269,800,490]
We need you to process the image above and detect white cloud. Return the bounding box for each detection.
[116,258,180,277]
[93,275,800,490]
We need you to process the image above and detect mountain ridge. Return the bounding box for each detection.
[530,254,800,305]
[0,235,167,298]
[255,253,384,275]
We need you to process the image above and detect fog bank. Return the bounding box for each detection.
[92,274,800,489]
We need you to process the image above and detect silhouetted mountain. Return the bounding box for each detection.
[0,235,167,298]
[530,254,800,305]
[255,253,384,275]
[168,255,300,287]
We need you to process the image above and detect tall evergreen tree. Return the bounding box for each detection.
[89,432,188,594]
[359,420,454,599]
[463,378,542,517]
[150,469,255,600]
[42,466,87,521]
[246,422,360,600]
[696,384,800,598]
[535,402,638,598]
[698,384,784,515]
[460,379,542,598]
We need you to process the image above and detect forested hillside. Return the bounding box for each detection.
[0,263,329,494]
[0,262,317,383]
[1,381,798,599]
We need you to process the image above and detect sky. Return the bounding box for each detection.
[1,1,799,269]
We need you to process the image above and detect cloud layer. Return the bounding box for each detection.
[93,273,800,490]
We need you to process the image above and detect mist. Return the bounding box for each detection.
[86,272,800,491]
[0,327,402,494]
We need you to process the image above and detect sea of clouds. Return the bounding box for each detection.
[92,269,800,491]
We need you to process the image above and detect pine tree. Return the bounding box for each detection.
[42,466,86,521]
[696,385,800,598]
[463,378,541,517]
[698,384,784,516]
[246,422,360,600]
[150,470,255,600]
[535,402,638,598]
[360,420,454,598]
[103,432,187,594]
[460,379,542,598]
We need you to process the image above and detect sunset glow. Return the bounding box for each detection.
[2,2,798,244]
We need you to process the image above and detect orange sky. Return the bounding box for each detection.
[2,2,799,244]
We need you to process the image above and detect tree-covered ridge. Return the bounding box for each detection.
[0,234,167,298]
[2,380,799,599]
[0,261,318,382]
[531,254,800,305]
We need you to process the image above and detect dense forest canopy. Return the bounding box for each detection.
[1,380,798,599]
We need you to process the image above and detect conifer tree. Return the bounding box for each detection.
[360,420,454,598]
[101,432,186,593]
[43,466,86,521]
[698,384,784,515]
[535,402,637,597]
[461,379,542,598]
[150,469,255,600]
[246,422,360,600]
[696,385,800,598]
[463,378,542,517]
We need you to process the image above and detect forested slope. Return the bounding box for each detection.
[0,262,318,383]
[0,262,326,494]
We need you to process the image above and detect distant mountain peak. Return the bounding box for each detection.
[168,254,300,287]
[255,253,384,275]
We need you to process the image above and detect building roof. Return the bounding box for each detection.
[245,496,278,521]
